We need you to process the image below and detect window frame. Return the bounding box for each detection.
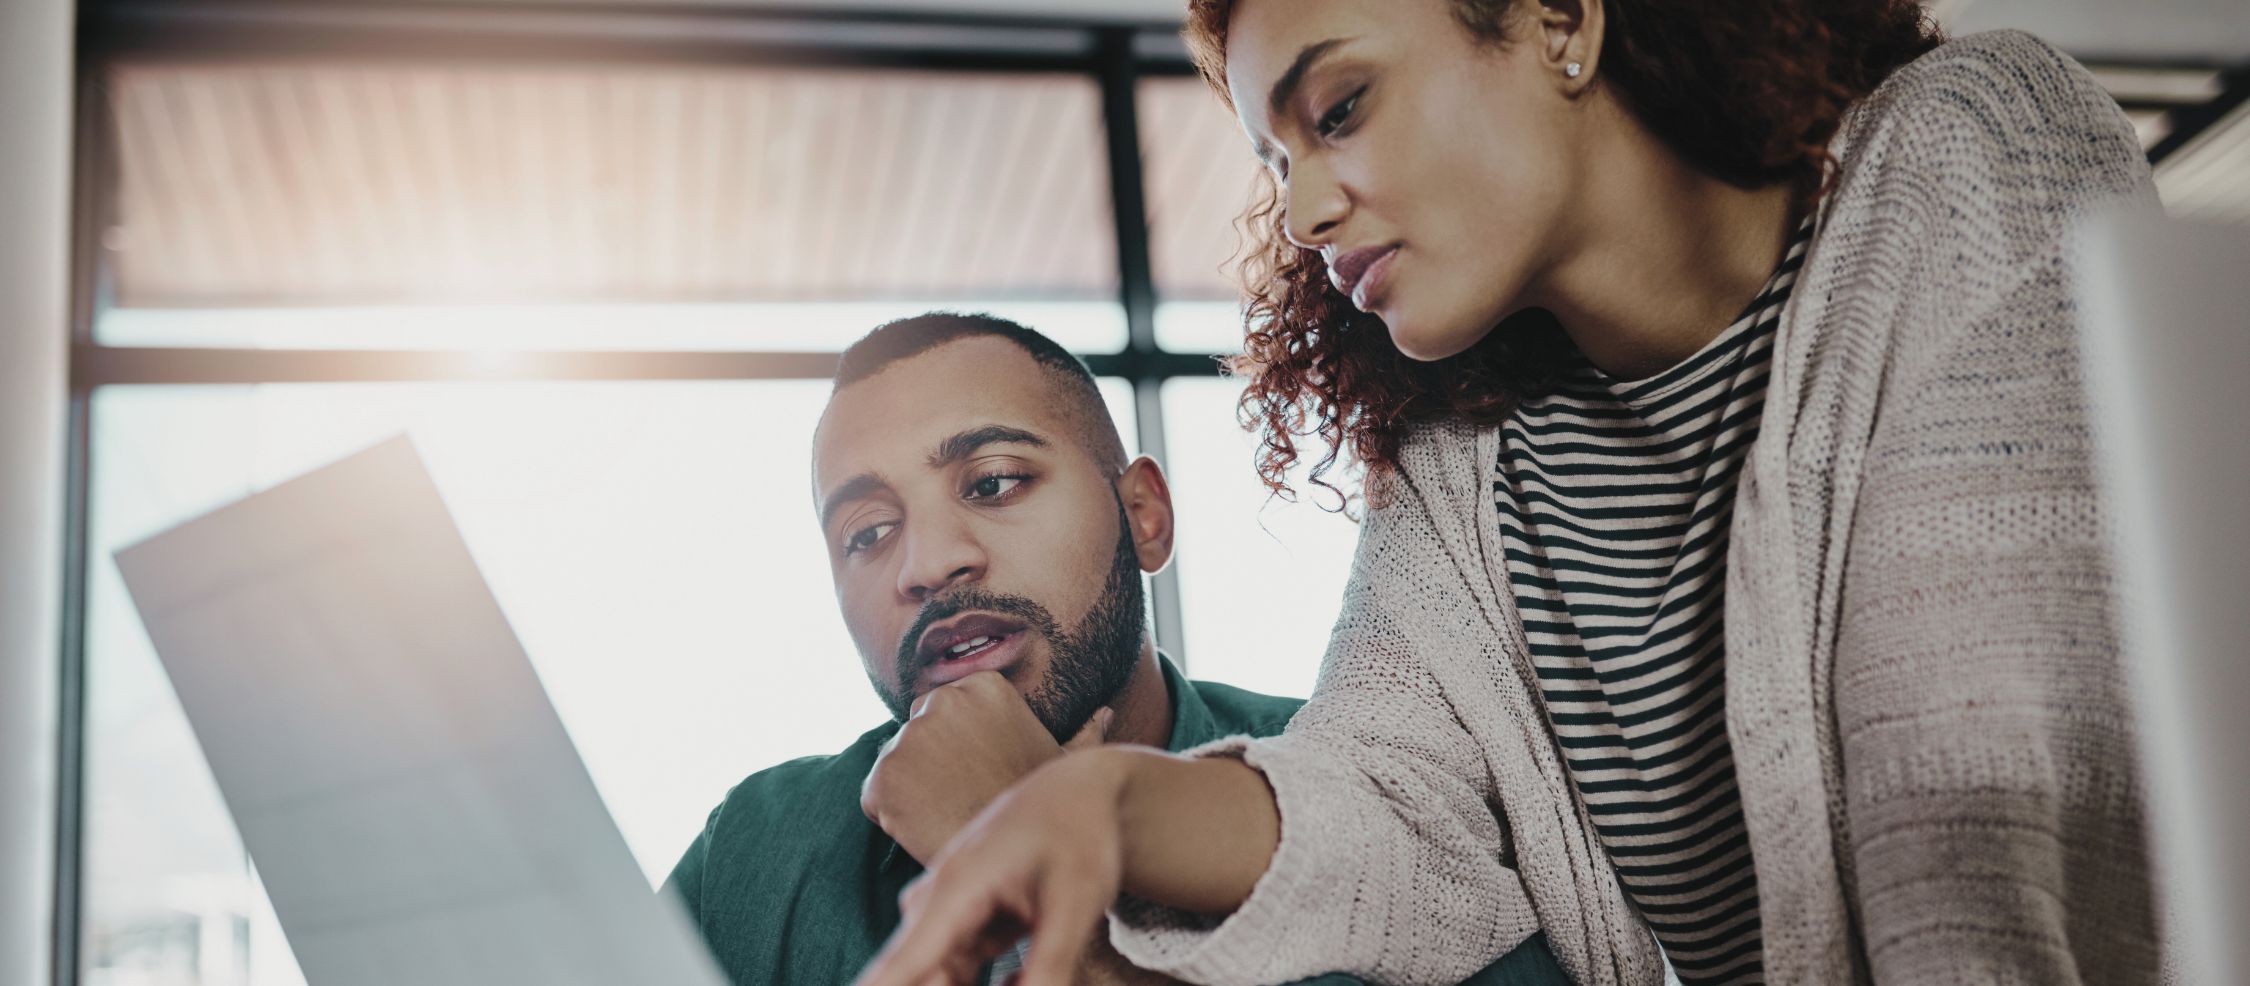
[60,6,1222,985]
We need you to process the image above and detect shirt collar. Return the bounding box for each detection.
[1155,652,1222,753]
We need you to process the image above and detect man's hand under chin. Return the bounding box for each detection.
[860,670,1111,866]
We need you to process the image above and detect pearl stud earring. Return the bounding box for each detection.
[1566,62,1583,78]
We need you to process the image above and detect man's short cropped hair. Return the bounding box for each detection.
[833,312,1129,475]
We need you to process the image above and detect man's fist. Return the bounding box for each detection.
[861,670,1112,864]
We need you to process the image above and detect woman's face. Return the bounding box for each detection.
[1225,0,1584,361]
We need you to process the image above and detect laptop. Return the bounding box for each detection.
[115,435,731,986]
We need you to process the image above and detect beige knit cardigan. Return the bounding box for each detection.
[1112,31,2165,986]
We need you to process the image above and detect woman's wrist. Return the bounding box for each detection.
[1106,750,1280,914]
[1055,744,1163,823]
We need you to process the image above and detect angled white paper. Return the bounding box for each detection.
[114,435,729,986]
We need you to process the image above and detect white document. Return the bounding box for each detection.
[115,435,730,986]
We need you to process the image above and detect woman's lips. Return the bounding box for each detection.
[1350,247,1399,312]
[1329,244,1402,312]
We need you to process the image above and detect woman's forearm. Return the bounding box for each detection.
[1089,746,1280,915]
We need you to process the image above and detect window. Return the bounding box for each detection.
[1138,76,1269,354]
[104,61,1122,339]
[70,17,1361,986]
[1161,378,1360,699]
[1136,76,1361,696]
[82,379,1139,985]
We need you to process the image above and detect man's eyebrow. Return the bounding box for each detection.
[818,473,889,530]
[929,425,1049,470]
[1268,38,1351,122]
[819,426,1050,528]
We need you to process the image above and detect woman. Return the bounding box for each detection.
[856,0,2164,984]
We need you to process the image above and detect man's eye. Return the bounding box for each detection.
[966,474,1027,500]
[1316,88,1364,139]
[842,522,894,556]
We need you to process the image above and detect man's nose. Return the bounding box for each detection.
[894,514,987,603]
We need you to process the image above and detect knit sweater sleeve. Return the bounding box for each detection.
[1828,31,2163,984]
[1107,460,1543,986]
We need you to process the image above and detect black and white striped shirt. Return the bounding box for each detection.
[1493,220,1811,986]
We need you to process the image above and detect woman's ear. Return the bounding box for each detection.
[1114,456,1176,574]
[1537,0,1605,93]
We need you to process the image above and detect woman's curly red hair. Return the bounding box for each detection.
[1187,0,1940,508]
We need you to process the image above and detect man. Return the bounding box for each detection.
[662,313,1566,985]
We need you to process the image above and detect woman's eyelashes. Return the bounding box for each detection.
[1315,85,1367,140]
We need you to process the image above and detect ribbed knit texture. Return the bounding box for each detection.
[1495,219,1810,985]
[1110,31,2162,986]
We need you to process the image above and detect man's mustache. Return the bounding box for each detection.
[894,587,1057,686]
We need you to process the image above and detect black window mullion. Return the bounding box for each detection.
[51,392,90,986]
[1095,27,1189,667]
[53,55,122,986]
[2148,65,2250,165]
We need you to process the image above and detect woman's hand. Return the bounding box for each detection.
[854,746,1136,986]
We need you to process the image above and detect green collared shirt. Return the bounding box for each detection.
[663,656,1567,986]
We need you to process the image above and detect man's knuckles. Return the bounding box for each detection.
[861,734,920,819]
[909,673,1026,727]
[858,772,886,823]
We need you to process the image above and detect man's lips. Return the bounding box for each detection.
[915,611,1031,666]
[1328,243,1401,309]
[914,629,1030,690]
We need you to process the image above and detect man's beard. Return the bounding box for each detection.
[880,505,1147,742]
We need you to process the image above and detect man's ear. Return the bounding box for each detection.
[1114,455,1175,574]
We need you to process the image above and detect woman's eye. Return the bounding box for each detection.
[1316,88,1364,139]
[842,522,894,556]
[967,474,1027,500]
